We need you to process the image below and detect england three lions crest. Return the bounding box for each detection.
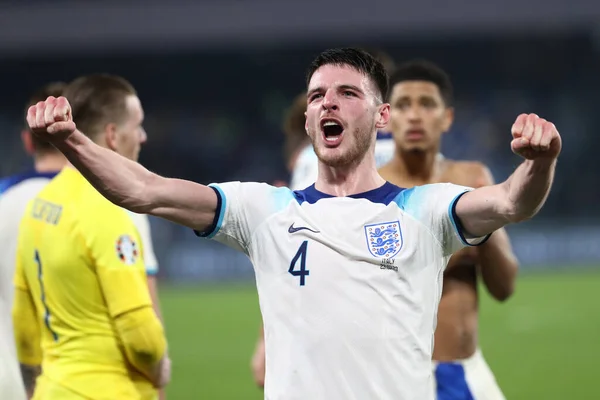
[364,221,403,258]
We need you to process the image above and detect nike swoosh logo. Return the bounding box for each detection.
[288,223,320,234]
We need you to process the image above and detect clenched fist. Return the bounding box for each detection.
[511,113,562,161]
[26,96,76,142]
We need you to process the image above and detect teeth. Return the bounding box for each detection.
[323,121,339,127]
[325,136,339,142]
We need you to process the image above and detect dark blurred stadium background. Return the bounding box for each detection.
[1,1,599,398]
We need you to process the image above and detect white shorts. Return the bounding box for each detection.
[433,349,505,400]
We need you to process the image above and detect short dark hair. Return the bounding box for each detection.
[64,74,137,138]
[306,48,389,102]
[282,91,310,166]
[24,81,67,153]
[389,60,453,106]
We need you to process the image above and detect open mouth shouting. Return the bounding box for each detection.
[320,118,345,147]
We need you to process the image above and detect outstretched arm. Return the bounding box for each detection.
[455,113,561,238]
[466,163,519,301]
[27,96,217,232]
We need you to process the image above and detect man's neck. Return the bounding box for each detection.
[315,152,385,197]
[33,152,67,173]
[389,148,440,184]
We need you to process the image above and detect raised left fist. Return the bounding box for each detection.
[511,113,562,160]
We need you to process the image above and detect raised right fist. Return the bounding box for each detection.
[26,96,76,142]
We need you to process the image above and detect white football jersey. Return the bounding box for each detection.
[197,180,488,400]
[0,171,58,400]
[290,132,395,190]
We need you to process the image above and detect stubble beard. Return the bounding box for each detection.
[310,125,373,168]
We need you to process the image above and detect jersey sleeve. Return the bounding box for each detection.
[129,212,159,276]
[195,181,293,255]
[12,236,42,366]
[84,205,152,318]
[13,236,28,292]
[290,147,318,190]
[12,286,42,366]
[397,183,490,255]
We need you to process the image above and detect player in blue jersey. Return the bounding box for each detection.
[27,48,560,400]
[0,82,68,400]
[380,60,518,399]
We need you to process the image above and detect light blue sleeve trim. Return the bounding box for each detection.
[448,191,491,247]
[206,184,226,239]
[145,266,159,276]
[195,184,226,239]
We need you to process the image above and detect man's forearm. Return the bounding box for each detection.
[505,158,556,222]
[54,130,157,213]
[54,130,217,232]
[457,158,557,237]
[20,363,40,398]
[478,229,519,301]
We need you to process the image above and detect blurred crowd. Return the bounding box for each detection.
[1,34,599,281]
[1,35,597,220]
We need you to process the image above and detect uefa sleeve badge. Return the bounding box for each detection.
[115,234,139,265]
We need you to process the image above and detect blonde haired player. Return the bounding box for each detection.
[12,75,169,399]
[27,49,560,400]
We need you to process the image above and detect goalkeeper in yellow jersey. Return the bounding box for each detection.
[12,74,170,400]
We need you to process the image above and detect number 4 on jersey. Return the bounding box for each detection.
[289,241,310,286]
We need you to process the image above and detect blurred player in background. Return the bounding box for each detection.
[289,48,396,189]
[379,60,519,399]
[26,48,560,399]
[12,74,169,399]
[282,92,312,182]
[250,91,310,387]
[0,82,67,400]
